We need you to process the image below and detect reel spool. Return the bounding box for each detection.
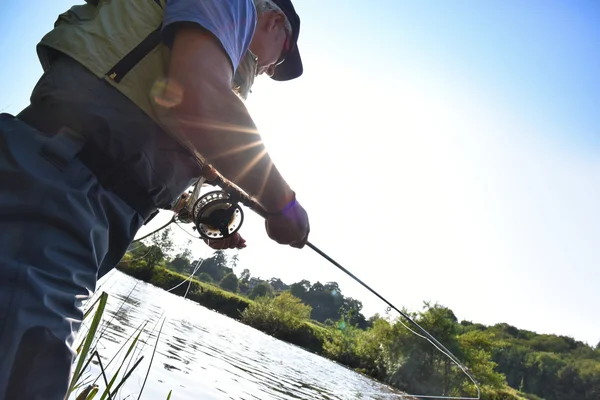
[192,190,244,240]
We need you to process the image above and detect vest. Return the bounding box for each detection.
[36,0,257,166]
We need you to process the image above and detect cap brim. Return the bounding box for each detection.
[270,44,303,81]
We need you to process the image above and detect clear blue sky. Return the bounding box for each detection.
[1,1,599,346]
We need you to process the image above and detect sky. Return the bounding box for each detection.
[1,1,599,346]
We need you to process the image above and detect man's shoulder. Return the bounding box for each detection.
[162,0,257,71]
[162,0,257,33]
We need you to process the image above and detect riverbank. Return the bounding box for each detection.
[115,262,532,400]
[116,263,330,355]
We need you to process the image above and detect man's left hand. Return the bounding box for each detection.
[204,232,246,250]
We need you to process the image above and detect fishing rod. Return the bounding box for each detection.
[136,173,481,400]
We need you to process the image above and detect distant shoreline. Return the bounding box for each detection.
[114,262,418,399]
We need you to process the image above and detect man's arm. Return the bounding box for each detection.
[166,23,295,213]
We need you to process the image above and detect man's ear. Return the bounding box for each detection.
[266,11,286,32]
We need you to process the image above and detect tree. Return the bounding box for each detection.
[230,253,240,269]
[310,281,325,292]
[324,281,340,293]
[269,278,289,292]
[197,272,214,283]
[145,245,164,269]
[383,302,463,396]
[249,281,274,299]
[196,250,232,282]
[219,272,239,293]
[340,297,368,329]
[240,269,251,284]
[177,240,193,261]
[167,254,191,274]
[289,279,310,299]
[148,226,174,260]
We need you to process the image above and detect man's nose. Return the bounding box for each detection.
[265,64,276,77]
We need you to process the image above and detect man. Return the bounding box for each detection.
[0,0,310,398]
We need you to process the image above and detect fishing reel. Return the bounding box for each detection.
[192,190,244,240]
[172,178,245,240]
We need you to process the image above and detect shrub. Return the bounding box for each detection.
[241,292,311,335]
[322,321,363,369]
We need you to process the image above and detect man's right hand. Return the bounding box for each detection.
[265,200,310,249]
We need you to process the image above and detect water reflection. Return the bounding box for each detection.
[74,271,414,400]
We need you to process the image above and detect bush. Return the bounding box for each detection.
[241,292,311,335]
[323,323,362,368]
[479,386,529,400]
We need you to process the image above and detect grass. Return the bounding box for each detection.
[68,265,331,400]
[68,290,172,400]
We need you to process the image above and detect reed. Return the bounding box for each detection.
[67,291,172,400]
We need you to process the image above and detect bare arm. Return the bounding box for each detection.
[167,23,294,212]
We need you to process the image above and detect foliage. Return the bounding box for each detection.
[197,272,214,283]
[118,263,252,320]
[289,279,368,328]
[269,277,289,292]
[219,272,239,292]
[241,292,312,335]
[249,281,274,299]
[240,292,326,353]
[69,292,172,400]
[240,268,251,284]
[165,254,191,274]
[195,250,232,282]
[118,229,600,400]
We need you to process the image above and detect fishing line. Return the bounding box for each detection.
[128,175,482,400]
[131,216,176,244]
[306,241,480,400]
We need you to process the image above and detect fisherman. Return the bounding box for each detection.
[0,0,310,398]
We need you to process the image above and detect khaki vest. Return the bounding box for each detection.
[37,0,257,164]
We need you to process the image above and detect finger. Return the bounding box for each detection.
[290,238,307,249]
[223,233,243,249]
[225,236,238,249]
[290,226,309,249]
[206,239,225,250]
[236,236,247,249]
[206,238,231,250]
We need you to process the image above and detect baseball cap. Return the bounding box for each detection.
[270,0,303,81]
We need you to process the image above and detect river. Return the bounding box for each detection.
[69,270,413,400]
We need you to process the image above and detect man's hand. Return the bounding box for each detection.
[265,199,310,249]
[204,232,247,250]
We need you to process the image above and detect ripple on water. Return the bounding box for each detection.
[73,271,414,400]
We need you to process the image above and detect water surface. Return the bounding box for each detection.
[71,270,413,400]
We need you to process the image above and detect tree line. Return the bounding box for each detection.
[123,228,600,400]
